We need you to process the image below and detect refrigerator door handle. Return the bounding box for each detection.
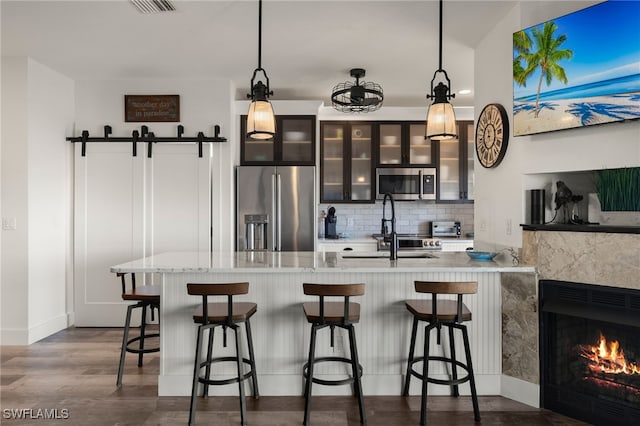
[271,173,277,251]
[276,173,282,251]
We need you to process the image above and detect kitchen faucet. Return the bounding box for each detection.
[381,193,399,260]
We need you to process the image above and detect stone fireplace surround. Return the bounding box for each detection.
[500,226,640,409]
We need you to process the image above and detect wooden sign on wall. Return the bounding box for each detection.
[125,95,180,122]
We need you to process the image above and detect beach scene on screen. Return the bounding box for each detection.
[513,1,640,136]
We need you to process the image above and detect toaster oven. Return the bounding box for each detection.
[430,221,461,238]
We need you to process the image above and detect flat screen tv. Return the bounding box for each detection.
[513,0,640,136]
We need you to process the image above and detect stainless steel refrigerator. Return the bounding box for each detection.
[236,166,316,251]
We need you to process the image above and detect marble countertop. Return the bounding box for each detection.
[317,237,377,244]
[111,251,534,274]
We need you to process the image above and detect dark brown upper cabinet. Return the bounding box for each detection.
[320,122,374,203]
[436,121,474,203]
[377,122,435,167]
[240,115,315,165]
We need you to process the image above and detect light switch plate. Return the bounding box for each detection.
[2,217,17,230]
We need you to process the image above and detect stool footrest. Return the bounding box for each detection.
[303,356,363,386]
[408,355,472,386]
[125,333,160,355]
[198,356,256,386]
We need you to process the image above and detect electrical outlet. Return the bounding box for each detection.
[506,219,512,235]
[479,220,487,231]
[347,217,355,227]
[2,217,17,230]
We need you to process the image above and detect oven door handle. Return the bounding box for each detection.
[418,169,423,200]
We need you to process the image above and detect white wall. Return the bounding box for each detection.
[473,1,640,249]
[1,58,74,344]
[74,79,235,252]
[1,58,29,344]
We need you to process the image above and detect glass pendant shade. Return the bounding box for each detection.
[425,0,457,141]
[247,98,275,140]
[426,100,456,140]
[246,0,275,140]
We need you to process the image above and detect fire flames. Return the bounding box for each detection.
[580,333,640,376]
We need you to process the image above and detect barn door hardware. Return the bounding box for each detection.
[67,124,227,157]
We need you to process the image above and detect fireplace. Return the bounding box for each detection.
[540,280,640,425]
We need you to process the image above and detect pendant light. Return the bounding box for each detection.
[246,0,276,140]
[425,0,457,140]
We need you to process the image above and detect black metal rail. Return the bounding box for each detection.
[67,124,227,158]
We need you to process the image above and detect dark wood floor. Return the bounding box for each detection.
[1,327,587,425]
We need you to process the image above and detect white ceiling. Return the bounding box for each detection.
[1,0,522,107]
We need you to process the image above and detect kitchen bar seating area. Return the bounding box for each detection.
[3,1,639,426]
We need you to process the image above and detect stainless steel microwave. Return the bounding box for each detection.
[375,168,436,200]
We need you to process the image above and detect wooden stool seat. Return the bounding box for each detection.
[405,299,471,322]
[192,302,257,323]
[116,272,160,388]
[121,284,161,301]
[302,283,366,425]
[303,301,360,323]
[187,282,258,426]
[403,281,480,425]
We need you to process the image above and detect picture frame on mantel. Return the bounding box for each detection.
[125,94,180,122]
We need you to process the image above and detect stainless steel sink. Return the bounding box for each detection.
[341,252,437,259]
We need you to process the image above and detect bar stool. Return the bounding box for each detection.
[116,272,160,387]
[302,282,366,425]
[402,281,480,425]
[187,282,259,426]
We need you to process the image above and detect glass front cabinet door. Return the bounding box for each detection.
[378,122,433,166]
[320,122,373,203]
[240,115,315,165]
[437,121,474,202]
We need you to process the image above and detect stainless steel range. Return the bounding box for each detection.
[373,233,442,251]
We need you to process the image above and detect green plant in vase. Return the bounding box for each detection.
[595,167,640,212]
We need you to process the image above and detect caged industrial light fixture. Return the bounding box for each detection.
[425,0,457,140]
[331,68,383,113]
[246,0,276,140]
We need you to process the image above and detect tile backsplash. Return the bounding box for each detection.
[319,202,474,238]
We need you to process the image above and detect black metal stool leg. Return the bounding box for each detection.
[244,318,259,398]
[203,325,215,397]
[403,316,419,396]
[448,325,459,397]
[138,303,148,367]
[189,324,205,426]
[461,325,480,422]
[303,324,318,426]
[420,323,434,426]
[348,325,366,424]
[117,304,135,387]
[234,325,247,426]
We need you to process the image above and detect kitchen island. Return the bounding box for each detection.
[111,251,534,397]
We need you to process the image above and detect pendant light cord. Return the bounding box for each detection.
[258,0,262,70]
[437,0,443,71]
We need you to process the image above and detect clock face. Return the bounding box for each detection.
[475,103,509,168]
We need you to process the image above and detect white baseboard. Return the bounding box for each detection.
[1,328,29,345]
[501,375,540,408]
[0,314,68,345]
[28,314,68,344]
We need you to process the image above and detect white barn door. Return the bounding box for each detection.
[73,142,211,326]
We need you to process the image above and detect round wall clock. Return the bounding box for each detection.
[475,103,509,168]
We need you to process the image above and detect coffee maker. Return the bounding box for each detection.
[324,207,338,239]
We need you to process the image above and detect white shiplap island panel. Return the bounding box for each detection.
[111,251,534,396]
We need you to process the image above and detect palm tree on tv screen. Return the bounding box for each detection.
[513,30,532,87]
[516,21,573,118]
